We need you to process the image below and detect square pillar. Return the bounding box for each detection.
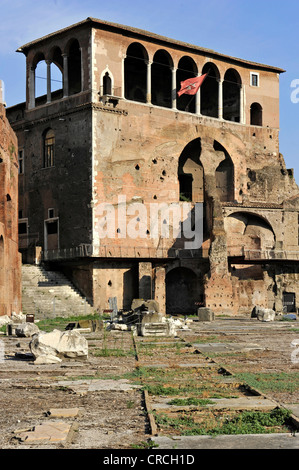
[154,266,166,315]
[138,262,152,299]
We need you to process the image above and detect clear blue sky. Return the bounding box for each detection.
[1,0,299,182]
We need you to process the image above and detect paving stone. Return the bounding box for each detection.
[193,342,264,353]
[152,396,277,411]
[154,433,299,449]
[46,408,81,418]
[15,422,72,443]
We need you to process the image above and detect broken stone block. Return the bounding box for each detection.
[0,315,12,327]
[30,329,88,363]
[131,299,160,313]
[15,422,72,443]
[255,307,276,322]
[198,308,215,322]
[46,408,80,418]
[15,322,40,337]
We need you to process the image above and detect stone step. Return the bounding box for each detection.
[21,264,94,319]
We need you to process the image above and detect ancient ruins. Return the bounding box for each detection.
[4,17,299,318]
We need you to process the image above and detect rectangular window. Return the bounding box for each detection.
[18,149,24,174]
[44,130,55,168]
[250,73,259,87]
[48,208,55,219]
[18,221,27,235]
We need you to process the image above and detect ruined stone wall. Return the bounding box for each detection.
[0,104,22,316]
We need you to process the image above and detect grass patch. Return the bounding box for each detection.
[91,347,135,357]
[37,313,100,332]
[155,408,293,436]
[236,372,299,394]
[168,398,214,406]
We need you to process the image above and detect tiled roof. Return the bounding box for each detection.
[17,17,285,74]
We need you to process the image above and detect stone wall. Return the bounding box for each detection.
[0,103,22,316]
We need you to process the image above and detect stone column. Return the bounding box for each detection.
[218,79,223,120]
[139,261,152,299]
[172,67,177,109]
[62,54,69,98]
[196,75,201,115]
[146,60,152,104]
[29,67,35,110]
[46,61,51,104]
[154,266,166,315]
[122,54,126,99]
[79,47,84,92]
[240,84,245,124]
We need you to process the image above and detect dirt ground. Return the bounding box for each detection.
[0,317,298,449]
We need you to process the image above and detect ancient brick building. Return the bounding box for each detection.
[6,18,299,316]
[0,83,22,316]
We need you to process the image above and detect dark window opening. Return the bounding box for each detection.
[18,149,24,174]
[179,174,193,202]
[48,209,55,219]
[251,73,259,87]
[283,292,296,313]
[151,50,172,108]
[68,40,82,95]
[223,69,241,123]
[201,63,220,118]
[44,129,55,168]
[125,43,148,103]
[103,72,112,95]
[250,102,263,126]
[47,220,58,235]
[18,222,27,235]
[176,56,198,114]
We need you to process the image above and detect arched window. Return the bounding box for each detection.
[176,56,198,113]
[250,102,263,126]
[125,43,148,103]
[223,69,242,122]
[201,63,220,118]
[214,141,234,202]
[178,138,204,202]
[151,50,173,108]
[103,72,112,96]
[43,129,55,168]
[67,39,82,95]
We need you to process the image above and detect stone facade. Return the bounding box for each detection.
[0,99,22,316]
[6,18,299,316]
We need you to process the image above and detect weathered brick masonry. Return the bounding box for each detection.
[6,18,299,316]
[0,101,22,316]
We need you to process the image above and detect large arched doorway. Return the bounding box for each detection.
[178,138,204,203]
[214,141,234,202]
[166,267,202,315]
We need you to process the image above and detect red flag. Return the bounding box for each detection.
[177,74,208,97]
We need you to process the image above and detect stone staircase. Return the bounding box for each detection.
[21,264,94,320]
